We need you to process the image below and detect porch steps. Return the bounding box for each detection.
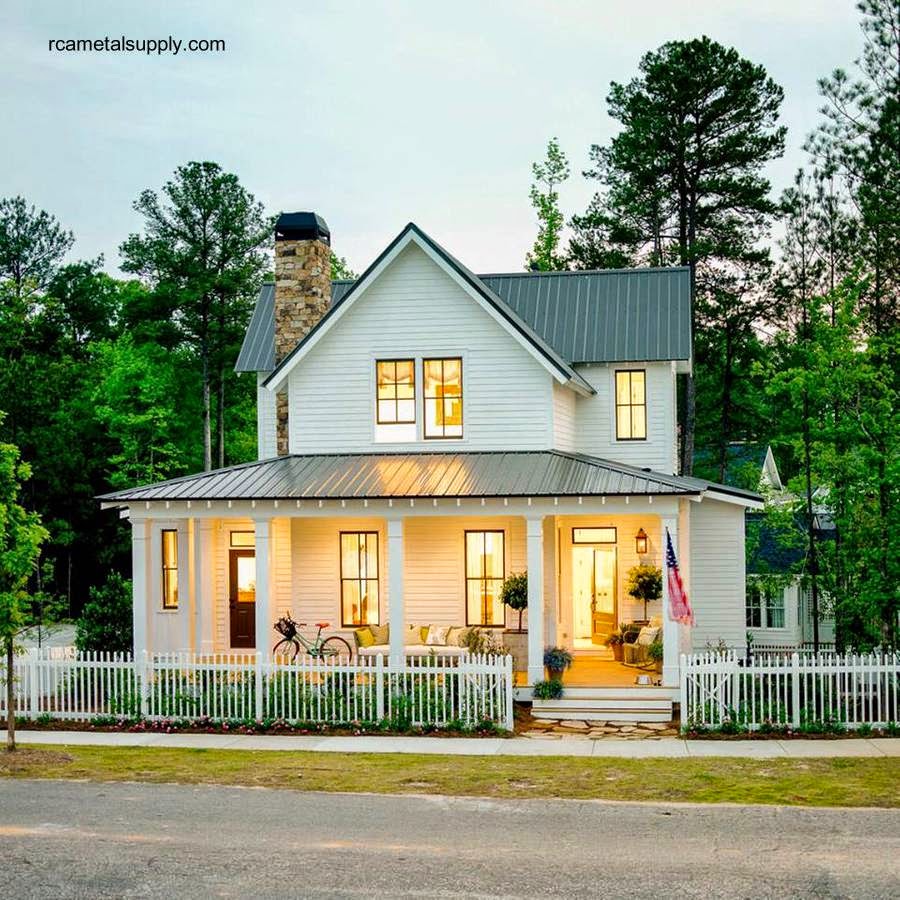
[531,687,676,724]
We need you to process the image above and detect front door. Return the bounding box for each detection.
[572,545,617,646]
[229,549,256,648]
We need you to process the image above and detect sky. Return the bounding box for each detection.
[1,0,863,276]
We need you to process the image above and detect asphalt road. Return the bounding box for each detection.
[1,780,899,899]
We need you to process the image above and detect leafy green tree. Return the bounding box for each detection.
[526,137,570,271]
[120,161,271,470]
[0,197,73,302]
[74,572,133,654]
[92,335,196,488]
[0,423,49,750]
[330,253,357,280]
[810,0,899,334]
[571,38,786,473]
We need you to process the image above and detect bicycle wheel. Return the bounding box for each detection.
[319,636,352,661]
[273,637,300,661]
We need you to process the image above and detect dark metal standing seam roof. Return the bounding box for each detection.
[235,231,691,373]
[98,450,737,503]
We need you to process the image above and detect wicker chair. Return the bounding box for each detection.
[623,625,661,666]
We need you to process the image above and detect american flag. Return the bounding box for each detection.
[666,528,694,626]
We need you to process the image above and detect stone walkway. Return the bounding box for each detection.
[522,719,679,740]
[5,730,900,759]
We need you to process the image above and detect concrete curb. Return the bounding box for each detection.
[5,730,900,759]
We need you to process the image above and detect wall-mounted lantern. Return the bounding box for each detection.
[635,528,649,555]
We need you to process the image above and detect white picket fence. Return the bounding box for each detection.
[1,650,514,731]
[680,650,900,731]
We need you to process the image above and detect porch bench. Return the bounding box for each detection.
[352,624,470,659]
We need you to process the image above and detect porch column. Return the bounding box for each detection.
[254,517,273,658]
[526,515,545,686]
[192,518,215,654]
[661,513,680,686]
[387,519,405,666]
[130,517,151,659]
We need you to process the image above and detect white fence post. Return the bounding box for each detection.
[138,651,149,719]
[678,653,687,728]
[375,654,385,721]
[504,654,514,732]
[28,651,38,719]
[790,652,801,729]
[255,654,264,721]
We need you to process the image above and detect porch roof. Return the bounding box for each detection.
[98,451,761,504]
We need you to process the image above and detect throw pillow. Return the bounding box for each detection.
[355,627,375,648]
[425,625,450,646]
[404,624,422,646]
[445,626,464,647]
[369,623,389,645]
[636,626,659,646]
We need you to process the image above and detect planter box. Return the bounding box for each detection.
[502,630,528,673]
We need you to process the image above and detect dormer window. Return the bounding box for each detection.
[615,370,646,440]
[423,358,463,439]
[376,360,416,424]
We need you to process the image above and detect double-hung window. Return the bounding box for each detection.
[340,532,379,627]
[746,582,785,628]
[615,370,647,440]
[376,360,416,424]
[161,529,178,610]
[423,358,463,439]
[465,530,505,626]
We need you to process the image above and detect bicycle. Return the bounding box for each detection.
[272,614,353,661]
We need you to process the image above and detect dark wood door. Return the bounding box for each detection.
[229,549,256,648]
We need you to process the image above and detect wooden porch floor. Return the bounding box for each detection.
[514,653,661,687]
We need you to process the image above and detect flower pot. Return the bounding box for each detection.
[502,630,528,673]
[610,643,624,662]
[546,666,565,682]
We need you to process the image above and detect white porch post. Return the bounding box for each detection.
[526,515,545,686]
[387,519,405,666]
[130,518,151,658]
[254,518,272,658]
[192,518,215,654]
[661,513,680,687]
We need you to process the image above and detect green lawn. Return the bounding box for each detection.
[2,745,898,807]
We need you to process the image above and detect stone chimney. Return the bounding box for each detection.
[273,212,331,454]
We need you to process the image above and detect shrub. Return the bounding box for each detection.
[647,639,664,662]
[500,572,528,632]
[75,572,133,653]
[532,679,564,700]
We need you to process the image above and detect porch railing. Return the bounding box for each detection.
[680,650,900,731]
[1,649,514,732]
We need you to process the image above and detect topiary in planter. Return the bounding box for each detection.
[500,572,528,632]
[626,564,662,620]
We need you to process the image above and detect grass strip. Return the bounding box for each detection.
[2,745,898,808]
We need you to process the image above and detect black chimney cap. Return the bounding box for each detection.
[275,212,330,245]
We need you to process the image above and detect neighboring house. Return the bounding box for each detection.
[99,213,762,709]
[722,444,837,649]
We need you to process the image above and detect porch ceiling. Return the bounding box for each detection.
[96,450,742,504]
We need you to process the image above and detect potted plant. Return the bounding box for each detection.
[605,627,626,662]
[500,572,528,672]
[647,638,664,674]
[625,564,663,621]
[532,679,564,700]
[543,646,573,682]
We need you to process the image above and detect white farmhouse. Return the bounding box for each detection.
[100,213,763,719]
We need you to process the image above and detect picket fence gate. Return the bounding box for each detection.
[680,650,900,731]
[1,649,514,731]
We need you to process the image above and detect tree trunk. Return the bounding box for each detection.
[802,391,820,653]
[717,328,735,483]
[216,369,225,469]
[6,640,15,752]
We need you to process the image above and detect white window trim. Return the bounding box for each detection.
[369,349,469,447]
[151,520,189,615]
[611,365,649,443]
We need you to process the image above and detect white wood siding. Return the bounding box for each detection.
[688,499,747,650]
[286,243,555,453]
[574,362,677,471]
[552,381,577,452]
[256,373,277,460]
